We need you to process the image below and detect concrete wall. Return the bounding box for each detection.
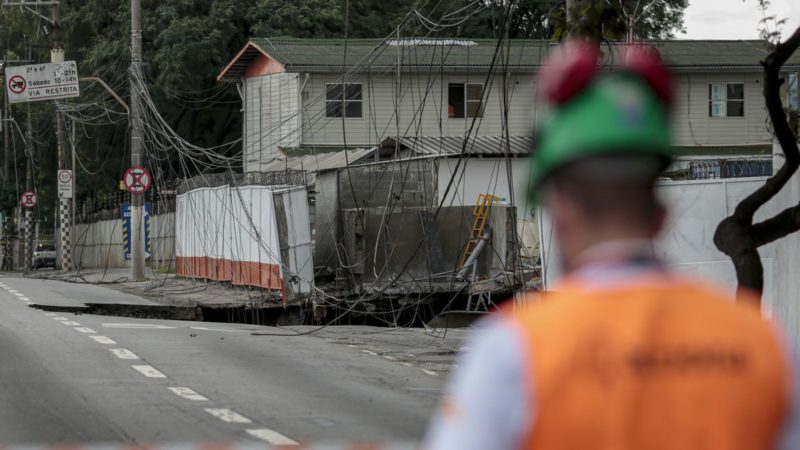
[437,157,537,258]
[69,213,176,271]
[313,159,438,275]
[340,205,517,292]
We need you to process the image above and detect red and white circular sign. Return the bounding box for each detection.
[8,75,26,94]
[20,191,37,208]
[123,166,152,194]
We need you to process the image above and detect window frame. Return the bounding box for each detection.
[447,82,484,119]
[325,82,363,119]
[708,82,745,118]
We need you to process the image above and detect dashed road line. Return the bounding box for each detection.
[102,323,176,330]
[168,387,208,401]
[13,293,24,297]
[110,349,139,360]
[401,362,414,367]
[43,312,56,317]
[362,350,378,356]
[383,355,396,361]
[74,327,96,334]
[205,408,252,424]
[246,428,299,445]
[53,316,68,321]
[422,369,438,377]
[132,365,167,378]
[62,321,81,326]
[19,297,29,301]
[89,335,117,345]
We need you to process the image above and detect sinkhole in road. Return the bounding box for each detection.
[31,291,496,328]
[31,302,302,326]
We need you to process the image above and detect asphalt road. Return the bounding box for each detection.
[0,274,448,445]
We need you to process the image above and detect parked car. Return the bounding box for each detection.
[32,244,56,269]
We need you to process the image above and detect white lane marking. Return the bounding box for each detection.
[132,365,167,378]
[189,326,250,333]
[7,290,18,293]
[102,323,176,330]
[89,335,117,345]
[347,344,359,348]
[53,317,68,321]
[362,350,378,356]
[74,327,96,334]
[168,387,208,401]
[43,312,56,316]
[110,349,139,360]
[423,369,439,377]
[246,428,299,445]
[204,408,252,423]
[383,355,396,361]
[14,293,24,297]
[401,362,414,367]
[61,321,81,326]
[19,297,29,301]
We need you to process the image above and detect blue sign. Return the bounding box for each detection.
[122,203,151,260]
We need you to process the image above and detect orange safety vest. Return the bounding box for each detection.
[507,275,791,450]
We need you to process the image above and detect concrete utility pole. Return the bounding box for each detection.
[566,0,575,25]
[2,59,9,182]
[130,0,146,281]
[24,108,34,272]
[52,3,71,272]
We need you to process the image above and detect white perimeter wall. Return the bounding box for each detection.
[539,144,800,346]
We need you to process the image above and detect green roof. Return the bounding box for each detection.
[256,37,546,70]
[218,38,800,82]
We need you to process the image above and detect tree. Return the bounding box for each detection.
[713,23,800,302]
[458,0,687,40]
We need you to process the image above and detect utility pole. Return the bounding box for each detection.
[2,59,8,182]
[130,0,146,281]
[24,107,34,273]
[566,0,575,26]
[52,2,71,272]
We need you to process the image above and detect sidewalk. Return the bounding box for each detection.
[25,266,283,309]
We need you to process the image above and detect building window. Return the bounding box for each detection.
[789,73,798,111]
[708,83,744,117]
[325,83,362,118]
[448,83,483,118]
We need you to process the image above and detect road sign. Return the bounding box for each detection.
[20,191,37,208]
[122,203,151,260]
[5,61,80,104]
[123,166,152,194]
[57,169,73,199]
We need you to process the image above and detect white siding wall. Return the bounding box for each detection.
[300,72,537,146]
[244,72,301,173]
[240,70,780,171]
[670,72,772,146]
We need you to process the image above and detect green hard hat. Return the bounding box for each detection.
[531,73,674,193]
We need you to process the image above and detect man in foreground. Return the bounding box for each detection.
[424,41,800,450]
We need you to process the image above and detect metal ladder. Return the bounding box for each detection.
[459,193,499,268]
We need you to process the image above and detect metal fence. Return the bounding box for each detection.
[688,158,773,180]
